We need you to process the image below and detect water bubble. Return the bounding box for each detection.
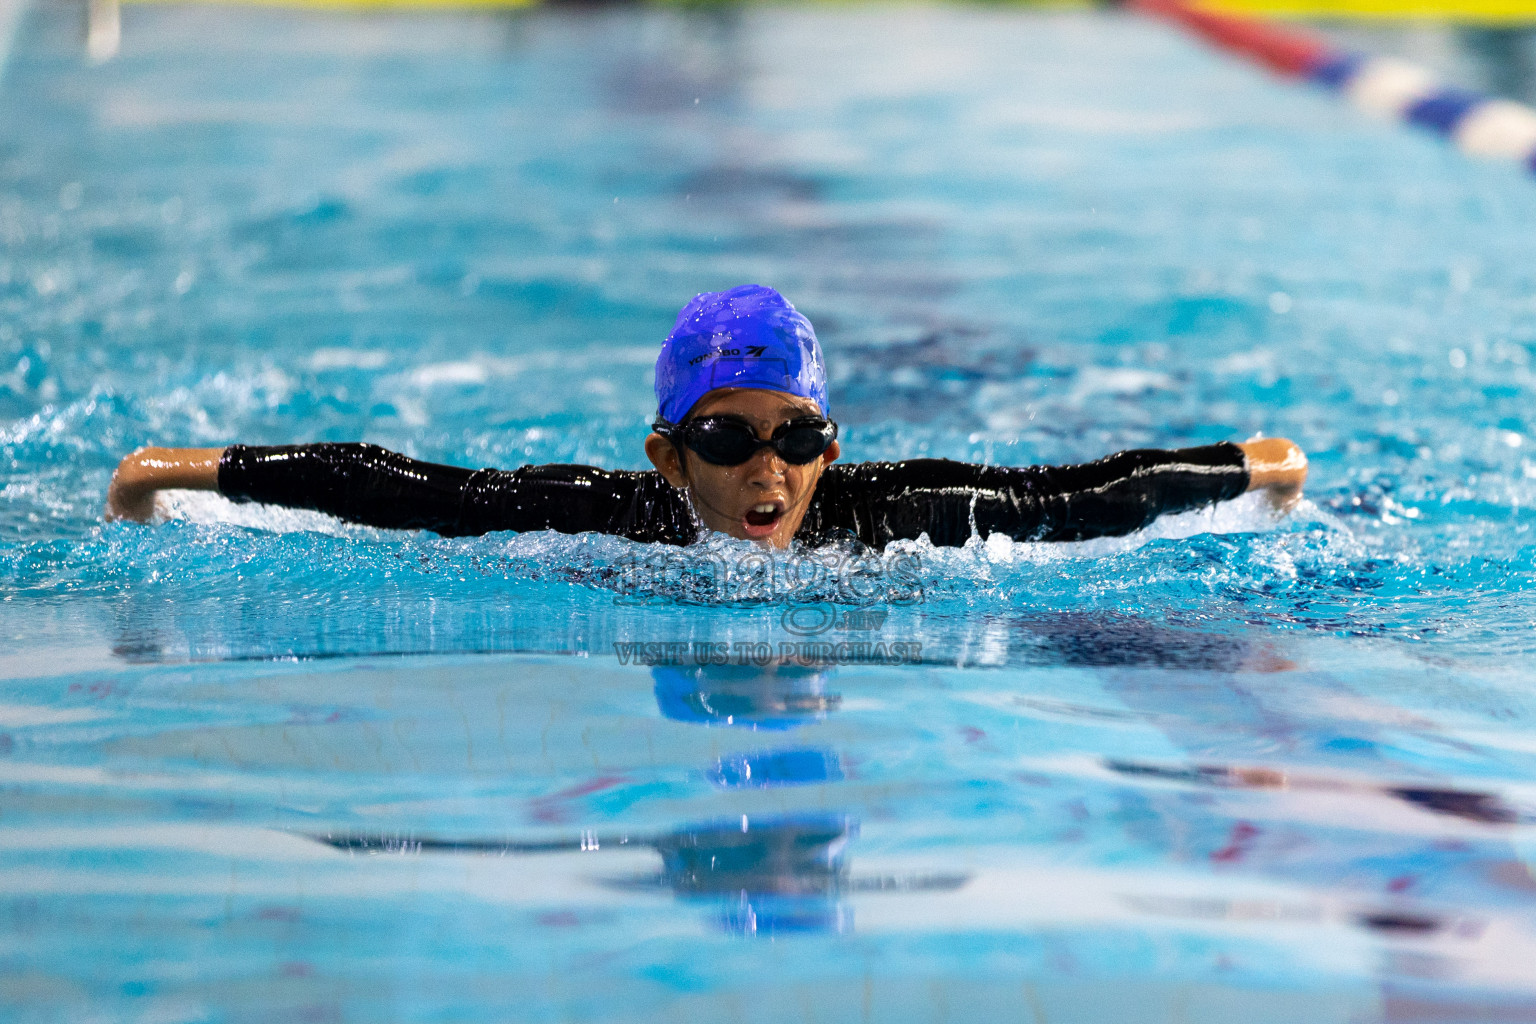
[1449,348,1467,369]
[1267,292,1293,315]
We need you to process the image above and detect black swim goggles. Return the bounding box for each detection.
[653,415,838,467]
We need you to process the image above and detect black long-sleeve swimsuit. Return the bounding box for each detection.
[216,442,1250,548]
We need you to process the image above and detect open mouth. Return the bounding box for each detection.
[741,502,785,539]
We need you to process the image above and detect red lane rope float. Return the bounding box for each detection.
[1128,0,1331,78]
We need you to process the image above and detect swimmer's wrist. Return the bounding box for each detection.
[1236,438,1307,507]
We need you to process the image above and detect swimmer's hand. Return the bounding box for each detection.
[106,446,225,522]
[1237,438,1307,513]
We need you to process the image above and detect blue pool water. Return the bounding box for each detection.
[5,1,1536,1020]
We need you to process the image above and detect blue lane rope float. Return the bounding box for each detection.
[1133,0,1536,175]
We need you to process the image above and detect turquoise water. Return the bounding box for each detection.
[5,2,1536,1020]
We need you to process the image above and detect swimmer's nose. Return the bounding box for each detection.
[744,446,786,485]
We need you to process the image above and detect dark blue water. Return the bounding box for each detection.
[5,2,1536,1021]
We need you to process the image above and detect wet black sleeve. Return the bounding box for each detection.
[801,443,1250,548]
[218,443,695,543]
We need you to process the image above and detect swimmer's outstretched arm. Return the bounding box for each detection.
[106,443,480,531]
[106,446,224,522]
[106,443,692,542]
[815,437,1310,547]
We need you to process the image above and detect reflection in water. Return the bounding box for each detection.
[313,814,967,937]
[1357,911,1444,935]
[654,663,846,783]
[102,560,1311,673]
[652,663,841,730]
[1393,787,1519,826]
[313,662,963,936]
[648,815,851,897]
[708,747,844,788]
[1012,612,1295,672]
[1104,755,1536,979]
[1106,759,1524,826]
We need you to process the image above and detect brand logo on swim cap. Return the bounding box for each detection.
[686,343,770,368]
[655,285,829,424]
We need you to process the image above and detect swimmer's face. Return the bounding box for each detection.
[644,388,840,549]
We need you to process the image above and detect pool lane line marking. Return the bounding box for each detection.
[1130,0,1536,176]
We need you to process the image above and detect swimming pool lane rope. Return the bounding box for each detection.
[1132,0,1536,177]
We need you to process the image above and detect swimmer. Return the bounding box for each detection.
[106,284,1307,549]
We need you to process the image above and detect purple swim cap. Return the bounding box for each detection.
[654,284,828,424]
